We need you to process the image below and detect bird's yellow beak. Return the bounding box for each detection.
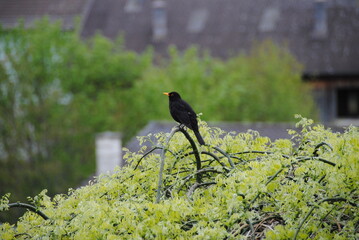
[163,92,170,96]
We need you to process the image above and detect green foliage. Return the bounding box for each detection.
[1,118,357,239]
[0,19,85,216]
[125,41,315,135]
[0,19,150,222]
[59,33,152,96]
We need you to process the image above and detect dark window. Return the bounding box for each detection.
[337,88,359,118]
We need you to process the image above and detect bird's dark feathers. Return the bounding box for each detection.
[164,91,205,145]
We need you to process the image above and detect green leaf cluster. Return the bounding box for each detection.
[126,41,316,133]
[1,118,357,239]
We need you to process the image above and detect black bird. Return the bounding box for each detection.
[163,92,205,145]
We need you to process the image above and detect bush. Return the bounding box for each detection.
[1,117,358,239]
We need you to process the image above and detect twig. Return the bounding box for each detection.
[178,168,222,193]
[156,127,181,203]
[187,182,216,199]
[201,151,230,172]
[295,156,336,167]
[246,219,255,240]
[212,146,235,168]
[134,146,162,170]
[313,141,333,156]
[8,202,49,220]
[178,127,202,183]
[249,168,284,205]
[14,233,32,238]
[135,146,177,170]
[232,150,290,159]
[293,197,354,240]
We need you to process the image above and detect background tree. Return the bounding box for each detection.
[125,41,315,138]
[0,19,150,223]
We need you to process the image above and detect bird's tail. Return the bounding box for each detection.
[194,130,205,145]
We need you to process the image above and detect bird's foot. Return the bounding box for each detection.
[178,124,185,130]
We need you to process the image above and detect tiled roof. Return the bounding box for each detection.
[1,0,358,74]
[0,0,90,29]
[81,0,359,75]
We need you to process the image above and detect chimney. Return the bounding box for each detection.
[152,0,167,41]
[96,132,123,175]
[312,0,328,39]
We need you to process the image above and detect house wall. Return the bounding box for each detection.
[308,76,359,125]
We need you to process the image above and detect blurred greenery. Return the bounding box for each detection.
[0,19,151,223]
[0,18,316,223]
[128,42,315,130]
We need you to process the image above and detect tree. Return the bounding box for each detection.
[0,18,150,223]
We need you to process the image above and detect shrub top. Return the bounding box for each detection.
[1,116,358,239]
